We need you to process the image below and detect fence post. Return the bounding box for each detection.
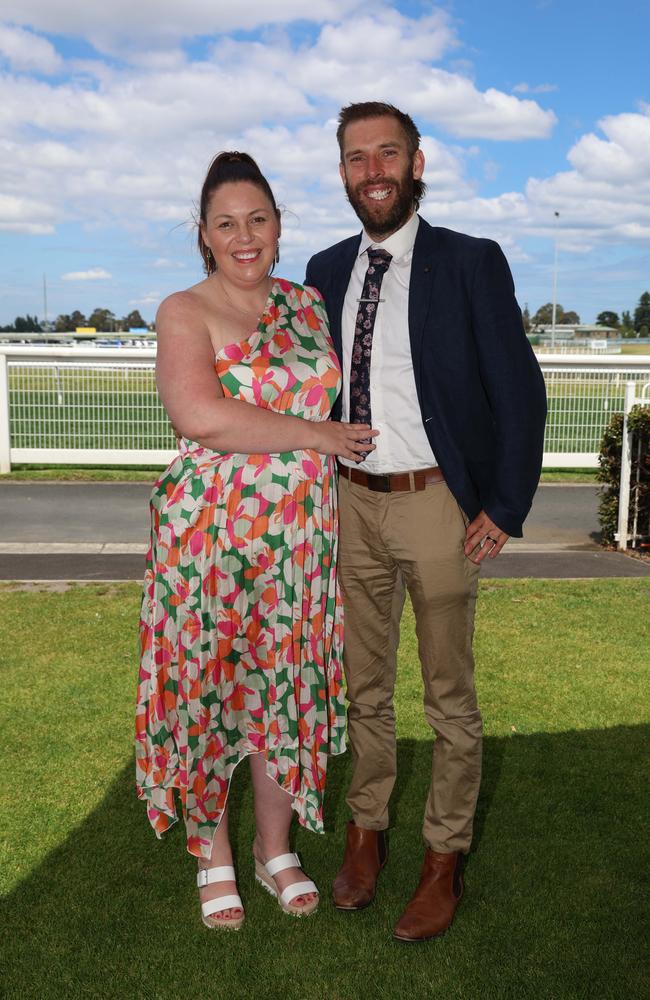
[616,381,636,551]
[0,352,10,473]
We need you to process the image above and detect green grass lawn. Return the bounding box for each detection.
[1,580,648,999]
[7,360,649,458]
[7,387,622,453]
[1,465,600,484]
[1,464,164,482]
[620,343,650,355]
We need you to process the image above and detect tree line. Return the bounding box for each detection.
[523,291,650,337]
[3,292,650,337]
[0,307,149,333]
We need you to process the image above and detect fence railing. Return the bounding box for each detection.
[1,347,650,474]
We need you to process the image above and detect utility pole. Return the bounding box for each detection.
[551,212,559,350]
[43,273,48,328]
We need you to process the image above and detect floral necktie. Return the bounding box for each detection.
[349,248,393,442]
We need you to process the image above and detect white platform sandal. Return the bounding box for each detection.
[197,865,244,930]
[254,852,319,917]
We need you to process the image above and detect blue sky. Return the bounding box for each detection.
[0,0,648,325]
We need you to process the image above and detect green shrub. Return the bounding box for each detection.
[597,405,650,546]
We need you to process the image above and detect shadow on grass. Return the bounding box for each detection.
[2,726,648,1000]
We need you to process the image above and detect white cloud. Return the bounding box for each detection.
[0,64,310,139]
[568,112,650,184]
[512,82,558,95]
[152,258,186,269]
[0,4,557,244]
[1,0,363,52]
[61,268,112,281]
[129,291,161,306]
[524,109,650,243]
[0,23,62,74]
[210,11,554,141]
[409,82,556,139]
[0,192,57,233]
[1,4,648,306]
[312,8,457,64]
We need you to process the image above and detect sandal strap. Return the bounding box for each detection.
[264,853,301,877]
[197,865,236,888]
[201,894,243,918]
[279,880,318,907]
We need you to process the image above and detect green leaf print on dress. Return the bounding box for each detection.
[135,280,346,859]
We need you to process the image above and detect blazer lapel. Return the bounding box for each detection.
[408,219,440,395]
[327,235,360,360]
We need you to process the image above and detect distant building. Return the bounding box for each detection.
[535,323,619,340]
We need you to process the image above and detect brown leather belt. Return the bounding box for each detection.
[338,464,444,493]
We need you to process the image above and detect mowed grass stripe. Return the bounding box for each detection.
[8,380,638,452]
[0,579,648,1000]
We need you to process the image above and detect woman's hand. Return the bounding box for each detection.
[311,421,379,461]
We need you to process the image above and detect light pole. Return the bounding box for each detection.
[550,211,559,350]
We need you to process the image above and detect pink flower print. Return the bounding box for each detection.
[189,530,204,557]
[217,608,243,638]
[301,456,320,479]
[282,499,297,525]
[153,635,175,666]
[136,278,346,860]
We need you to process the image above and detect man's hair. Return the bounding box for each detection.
[336,102,427,208]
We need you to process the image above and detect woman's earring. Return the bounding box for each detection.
[205,247,215,273]
[275,243,280,265]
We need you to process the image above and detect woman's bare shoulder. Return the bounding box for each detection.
[156,285,209,336]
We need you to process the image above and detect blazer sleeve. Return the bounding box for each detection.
[470,241,547,536]
[305,256,318,292]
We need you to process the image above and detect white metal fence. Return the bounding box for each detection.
[0,346,173,471]
[617,380,650,551]
[1,347,650,475]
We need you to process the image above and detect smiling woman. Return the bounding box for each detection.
[134,151,379,934]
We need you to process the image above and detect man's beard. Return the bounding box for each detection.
[344,167,415,237]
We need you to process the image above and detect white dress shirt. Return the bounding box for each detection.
[339,211,437,474]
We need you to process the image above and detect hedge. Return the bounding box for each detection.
[597,404,650,546]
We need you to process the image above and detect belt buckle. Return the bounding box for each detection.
[367,473,391,493]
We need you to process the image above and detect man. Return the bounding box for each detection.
[305,102,546,942]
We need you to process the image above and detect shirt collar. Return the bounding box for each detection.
[358,211,420,262]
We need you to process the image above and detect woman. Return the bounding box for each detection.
[135,152,377,930]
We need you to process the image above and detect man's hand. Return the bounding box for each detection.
[464,510,509,565]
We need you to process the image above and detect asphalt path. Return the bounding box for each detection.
[0,481,648,581]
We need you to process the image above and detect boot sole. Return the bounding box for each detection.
[393,923,450,942]
[333,896,375,912]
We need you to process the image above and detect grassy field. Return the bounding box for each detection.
[7,362,649,456]
[620,343,650,355]
[1,580,648,1000]
[0,464,600,483]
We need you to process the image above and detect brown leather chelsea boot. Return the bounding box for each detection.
[393,849,464,942]
[332,821,388,911]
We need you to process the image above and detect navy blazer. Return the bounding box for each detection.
[305,217,547,538]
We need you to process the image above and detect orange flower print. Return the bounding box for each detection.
[136,280,345,859]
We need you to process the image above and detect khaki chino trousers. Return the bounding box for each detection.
[338,474,482,854]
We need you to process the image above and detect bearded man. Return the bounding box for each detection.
[305,102,546,942]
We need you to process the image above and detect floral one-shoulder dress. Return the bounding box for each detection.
[135,279,346,859]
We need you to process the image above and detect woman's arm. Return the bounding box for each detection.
[155,292,377,460]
